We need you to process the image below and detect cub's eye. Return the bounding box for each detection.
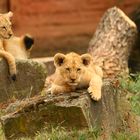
[77,68,81,71]
[66,68,70,71]
[2,26,6,29]
[1,26,6,30]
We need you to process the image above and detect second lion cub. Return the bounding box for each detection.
[47,52,103,101]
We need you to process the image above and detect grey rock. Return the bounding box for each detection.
[32,57,55,76]
[1,81,118,140]
[0,58,47,102]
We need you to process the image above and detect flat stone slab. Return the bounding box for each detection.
[0,58,47,102]
[1,81,118,140]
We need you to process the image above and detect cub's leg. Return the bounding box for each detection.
[48,84,73,95]
[0,50,16,80]
[88,74,102,101]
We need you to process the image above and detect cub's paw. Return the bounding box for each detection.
[46,87,52,94]
[49,85,68,95]
[49,86,60,95]
[11,74,17,81]
[88,87,101,101]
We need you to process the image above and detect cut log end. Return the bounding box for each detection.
[114,7,136,28]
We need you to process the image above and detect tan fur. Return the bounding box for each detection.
[0,11,16,79]
[46,52,103,101]
[0,34,34,80]
[3,35,32,59]
[0,12,13,39]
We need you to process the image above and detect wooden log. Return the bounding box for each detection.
[88,7,137,78]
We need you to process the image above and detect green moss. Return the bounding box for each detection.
[0,124,5,140]
[19,117,27,133]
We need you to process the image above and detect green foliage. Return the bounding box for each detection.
[120,73,140,115]
[33,126,101,140]
[11,126,101,140]
[0,124,139,140]
[130,92,140,116]
[0,124,5,140]
[111,132,139,140]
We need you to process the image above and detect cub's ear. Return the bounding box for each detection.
[23,35,34,50]
[54,53,65,67]
[5,11,13,18]
[81,54,92,66]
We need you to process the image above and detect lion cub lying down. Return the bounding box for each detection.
[47,52,103,101]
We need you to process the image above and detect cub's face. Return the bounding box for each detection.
[54,52,92,86]
[4,34,34,59]
[0,12,13,39]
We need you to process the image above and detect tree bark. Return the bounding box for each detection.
[88,7,137,78]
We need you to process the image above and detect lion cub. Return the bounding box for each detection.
[0,12,34,81]
[47,52,103,101]
[0,35,34,80]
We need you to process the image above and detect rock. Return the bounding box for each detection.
[0,58,47,102]
[32,57,55,76]
[1,81,118,140]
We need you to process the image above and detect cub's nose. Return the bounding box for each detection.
[70,78,76,82]
[9,33,12,37]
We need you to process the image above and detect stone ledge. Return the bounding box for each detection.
[1,81,118,140]
[0,58,47,102]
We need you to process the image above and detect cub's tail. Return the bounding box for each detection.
[0,50,16,81]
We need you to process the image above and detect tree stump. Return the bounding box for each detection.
[88,7,137,78]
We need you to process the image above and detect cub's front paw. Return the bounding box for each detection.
[88,87,101,101]
[49,86,60,95]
